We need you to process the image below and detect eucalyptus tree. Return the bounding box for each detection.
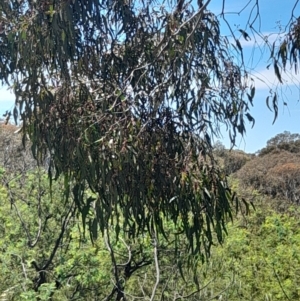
[0,0,299,299]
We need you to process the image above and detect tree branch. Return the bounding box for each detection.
[150,231,160,301]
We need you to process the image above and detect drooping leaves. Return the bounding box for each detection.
[0,0,253,259]
[239,29,251,41]
[274,60,282,83]
[282,17,300,74]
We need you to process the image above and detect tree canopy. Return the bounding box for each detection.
[0,0,299,299]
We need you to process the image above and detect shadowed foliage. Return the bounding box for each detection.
[0,0,253,259]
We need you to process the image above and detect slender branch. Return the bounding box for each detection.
[10,253,28,281]
[173,0,211,37]
[29,186,43,247]
[42,201,75,271]
[149,231,160,301]
[0,285,19,301]
[272,263,291,301]
[173,279,214,300]
[183,0,211,51]
[160,264,177,301]
[138,274,147,299]
[3,173,44,248]
[286,0,300,31]
[104,228,124,301]
[154,0,211,59]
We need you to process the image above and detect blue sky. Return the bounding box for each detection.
[0,0,299,153]
[210,0,300,153]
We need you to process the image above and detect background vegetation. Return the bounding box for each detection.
[1,122,300,300]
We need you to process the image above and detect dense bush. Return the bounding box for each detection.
[208,204,300,300]
[258,131,300,156]
[0,167,230,300]
[223,150,250,175]
[236,148,300,203]
[0,122,36,173]
[2,165,300,300]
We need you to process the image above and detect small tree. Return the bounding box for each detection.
[0,0,300,298]
[224,150,249,175]
[259,132,300,156]
[0,0,251,256]
[268,163,300,203]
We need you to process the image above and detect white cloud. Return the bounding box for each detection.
[228,31,299,91]
[0,85,15,115]
[0,85,15,102]
[250,66,299,90]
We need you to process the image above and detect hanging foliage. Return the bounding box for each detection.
[0,0,255,260]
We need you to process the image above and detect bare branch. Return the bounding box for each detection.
[150,231,160,301]
[42,201,76,271]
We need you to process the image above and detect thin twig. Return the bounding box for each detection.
[42,201,76,271]
[272,263,291,301]
[149,230,160,301]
